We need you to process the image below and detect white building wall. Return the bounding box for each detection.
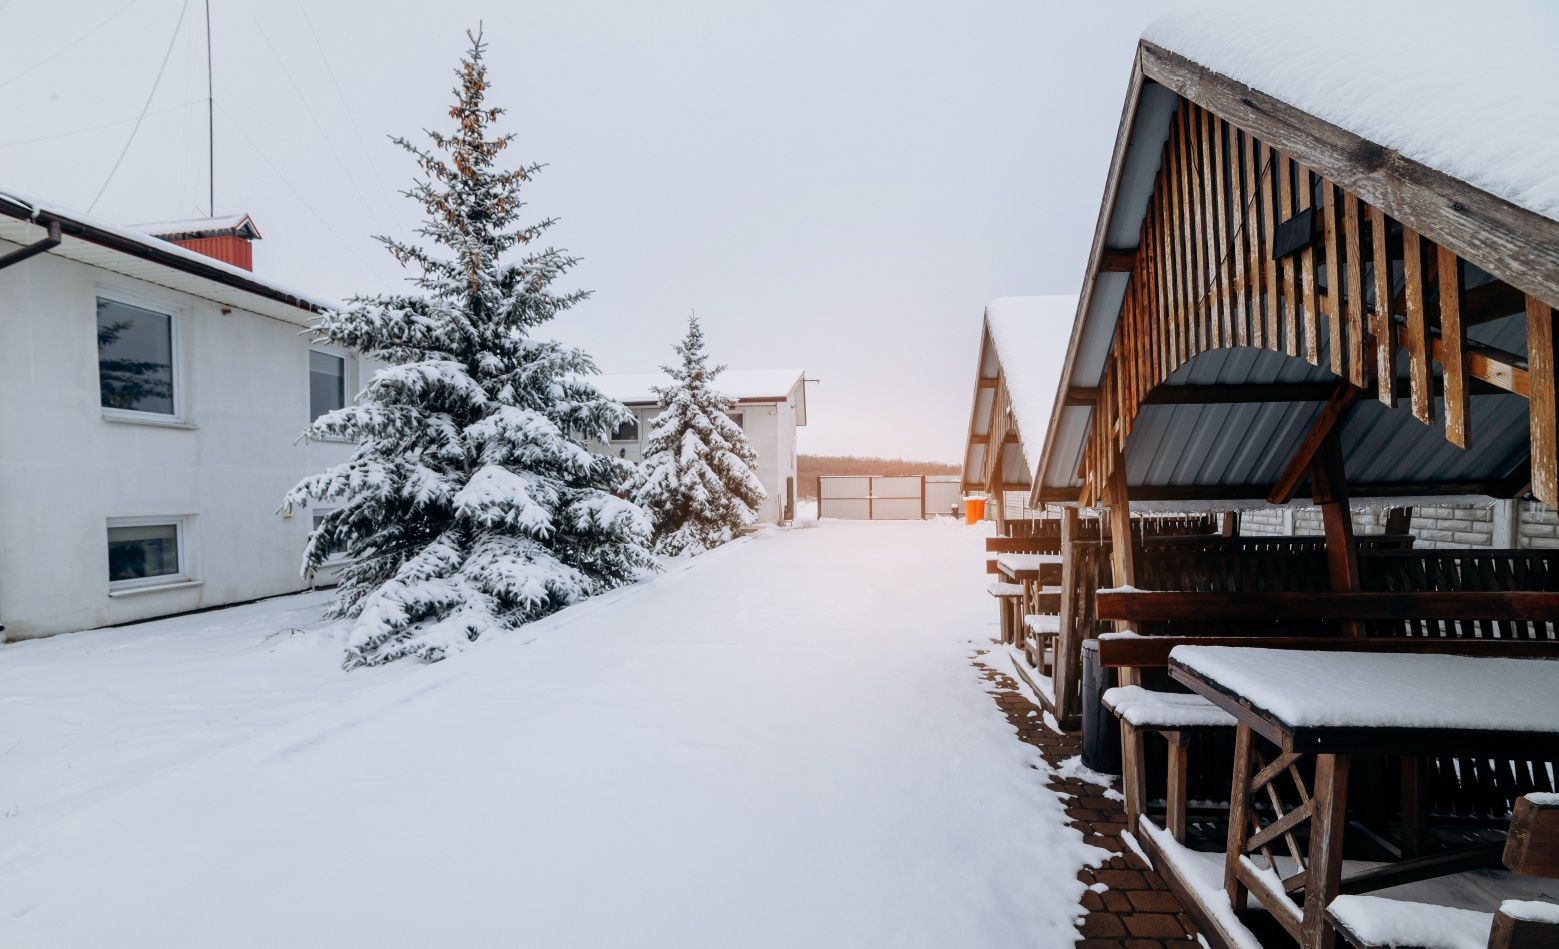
[592,384,801,524]
[0,248,358,640]
[1239,501,1555,548]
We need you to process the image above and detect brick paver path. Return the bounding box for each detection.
[976,654,1201,947]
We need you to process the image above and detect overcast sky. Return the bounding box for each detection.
[1,0,1172,461]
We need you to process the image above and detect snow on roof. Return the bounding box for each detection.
[985,294,1077,467]
[592,368,804,405]
[134,213,262,241]
[1145,1,1559,222]
[0,187,331,316]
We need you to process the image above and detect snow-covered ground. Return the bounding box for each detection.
[0,519,1102,948]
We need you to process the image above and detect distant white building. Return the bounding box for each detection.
[590,369,808,524]
[0,192,359,641]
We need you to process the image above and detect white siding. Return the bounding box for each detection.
[0,246,359,639]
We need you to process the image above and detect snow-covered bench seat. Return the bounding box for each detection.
[1328,895,1559,949]
[1102,683,1236,843]
[1102,685,1236,731]
[1023,613,1061,636]
[987,582,1024,597]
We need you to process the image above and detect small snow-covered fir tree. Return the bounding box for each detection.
[631,316,766,555]
[286,29,654,667]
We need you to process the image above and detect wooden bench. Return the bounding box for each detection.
[1102,679,1237,841]
[1328,794,1559,949]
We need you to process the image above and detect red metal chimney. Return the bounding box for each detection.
[138,213,261,271]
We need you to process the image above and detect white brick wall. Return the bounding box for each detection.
[1230,500,1555,548]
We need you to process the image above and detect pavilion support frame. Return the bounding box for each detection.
[1071,94,1558,510]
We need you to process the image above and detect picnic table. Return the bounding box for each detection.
[1169,646,1559,948]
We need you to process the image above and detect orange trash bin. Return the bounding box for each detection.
[963,497,986,524]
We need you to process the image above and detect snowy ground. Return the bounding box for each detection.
[0,518,1102,948]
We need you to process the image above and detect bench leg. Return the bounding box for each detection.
[1400,756,1430,859]
[1166,732,1189,844]
[1121,719,1147,836]
[1225,724,1255,915]
[1300,752,1351,949]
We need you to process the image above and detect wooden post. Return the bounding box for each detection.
[1054,506,1082,722]
[1225,724,1255,913]
[1167,734,1189,843]
[1300,753,1352,948]
[1400,756,1431,859]
[1104,451,1149,829]
[1218,511,1240,537]
[1310,432,1362,635]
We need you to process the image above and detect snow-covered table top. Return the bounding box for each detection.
[995,553,1061,579]
[1169,647,1559,755]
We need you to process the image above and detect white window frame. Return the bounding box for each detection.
[106,515,197,594]
[95,286,188,426]
[307,344,352,425]
[310,508,351,565]
[609,411,642,444]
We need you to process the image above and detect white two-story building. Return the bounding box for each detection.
[0,193,359,641]
[591,369,808,524]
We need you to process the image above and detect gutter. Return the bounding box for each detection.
[0,218,60,272]
[0,193,323,315]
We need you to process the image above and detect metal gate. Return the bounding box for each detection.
[817,475,951,520]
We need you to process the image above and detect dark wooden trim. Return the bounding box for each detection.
[1139,41,1559,309]
[1099,247,1137,272]
[1100,634,1559,668]
[1064,386,1098,405]
[1036,480,1495,503]
[1097,589,1559,623]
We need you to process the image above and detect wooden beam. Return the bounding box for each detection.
[1095,590,1559,623]
[1099,247,1137,272]
[1268,382,1362,504]
[1035,479,1498,504]
[1100,635,1559,668]
[1503,794,1559,879]
[1311,431,1362,637]
[1064,386,1098,405]
[1528,296,1557,505]
[976,377,999,388]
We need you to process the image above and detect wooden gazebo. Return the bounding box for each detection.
[1025,15,1558,949]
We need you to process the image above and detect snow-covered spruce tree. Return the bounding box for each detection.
[286,30,654,667]
[631,316,766,555]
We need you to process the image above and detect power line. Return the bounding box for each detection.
[0,101,197,148]
[238,0,389,237]
[296,2,407,235]
[0,0,142,92]
[89,0,192,213]
[215,101,391,289]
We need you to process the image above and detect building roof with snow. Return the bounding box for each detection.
[959,294,1078,493]
[0,189,327,324]
[1028,7,1559,509]
[593,368,808,422]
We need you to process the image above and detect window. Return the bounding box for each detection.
[610,415,640,443]
[310,349,346,421]
[107,518,187,589]
[728,412,744,429]
[97,297,175,416]
[311,512,348,561]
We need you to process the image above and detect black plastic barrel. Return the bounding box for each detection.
[1080,639,1121,774]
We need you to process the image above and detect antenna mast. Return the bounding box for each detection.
[205,0,214,216]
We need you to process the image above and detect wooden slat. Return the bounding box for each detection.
[1212,114,1233,347]
[1439,247,1469,448]
[1261,142,1280,350]
[1278,152,1298,356]
[1169,107,1187,368]
[1191,103,1216,353]
[1529,296,1557,505]
[1402,227,1434,423]
[1323,179,1343,375]
[1298,165,1320,365]
[1371,206,1396,407]
[1232,128,1251,346]
[1244,131,1264,348]
[1343,192,1365,387]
